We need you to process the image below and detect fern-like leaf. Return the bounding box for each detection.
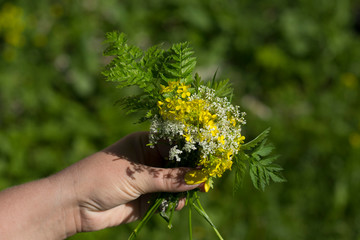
[158,42,196,83]
[248,138,285,191]
[232,152,248,194]
[233,128,285,192]
[209,79,233,98]
[102,32,152,88]
[241,127,271,151]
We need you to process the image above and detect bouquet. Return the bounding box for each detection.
[102,32,285,240]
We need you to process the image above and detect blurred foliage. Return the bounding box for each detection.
[1,0,360,239]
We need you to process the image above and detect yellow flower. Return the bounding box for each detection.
[210,127,218,137]
[183,133,192,142]
[184,170,210,192]
[226,150,233,160]
[177,82,190,93]
[177,83,191,99]
[160,80,179,93]
[218,135,225,145]
[238,135,245,145]
[230,117,237,126]
[204,179,211,192]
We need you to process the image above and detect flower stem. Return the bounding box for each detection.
[193,192,224,240]
[187,191,193,240]
[167,200,176,229]
[128,197,163,240]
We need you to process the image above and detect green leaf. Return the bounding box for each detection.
[241,127,271,151]
[193,73,203,93]
[245,129,285,190]
[158,42,197,83]
[249,153,285,191]
[268,171,287,183]
[249,164,261,190]
[206,78,233,98]
[232,153,248,193]
[253,145,274,157]
[258,156,279,166]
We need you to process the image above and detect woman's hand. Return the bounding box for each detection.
[0,132,201,239]
[63,132,201,232]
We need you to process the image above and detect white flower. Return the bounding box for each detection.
[169,145,183,162]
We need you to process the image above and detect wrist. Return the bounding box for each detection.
[47,167,82,238]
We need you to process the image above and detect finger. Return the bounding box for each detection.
[104,131,170,168]
[138,167,201,194]
[176,197,186,211]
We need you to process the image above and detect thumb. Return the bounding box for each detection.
[138,167,202,194]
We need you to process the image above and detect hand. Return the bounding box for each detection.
[0,132,201,239]
[55,131,201,233]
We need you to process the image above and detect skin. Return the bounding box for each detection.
[0,132,202,239]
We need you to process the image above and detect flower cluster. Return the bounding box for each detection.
[150,80,246,191]
[103,33,284,239]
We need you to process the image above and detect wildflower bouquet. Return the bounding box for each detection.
[102,32,285,240]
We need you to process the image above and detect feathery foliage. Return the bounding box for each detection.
[102,32,199,118]
[233,128,286,191]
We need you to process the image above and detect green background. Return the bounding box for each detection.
[1,0,360,239]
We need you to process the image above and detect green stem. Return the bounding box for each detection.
[187,191,193,240]
[168,200,176,229]
[128,197,163,240]
[193,192,224,240]
[194,192,205,212]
